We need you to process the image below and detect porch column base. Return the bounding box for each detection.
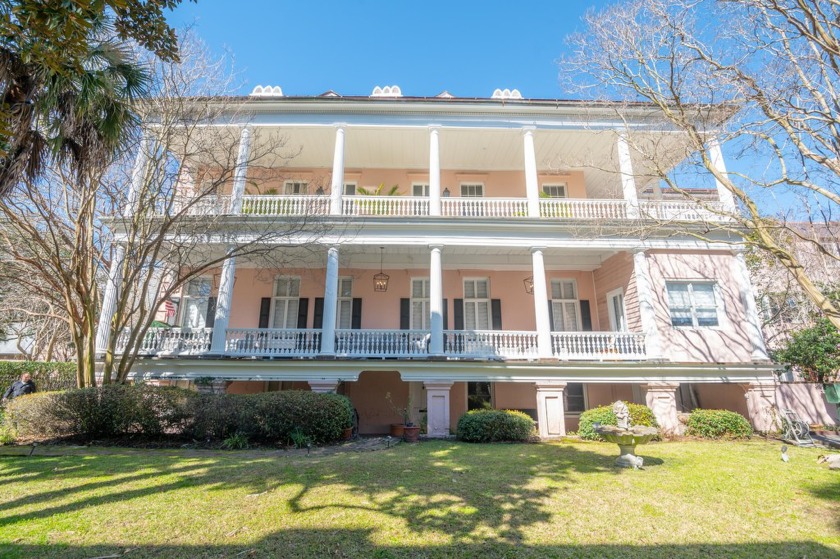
[535,382,567,438]
[424,381,454,438]
[743,381,777,433]
[308,381,339,394]
[641,382,680,435]
[196,380,229,395]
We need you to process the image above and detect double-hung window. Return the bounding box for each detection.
[412,183,430,197]
[565,383,586,413]
[336,278,353,329]
[343,183,356,196]
[542,184,567,198]
[411,278,430,330]
[463,279,490,330]
[666,281,719,327]
[271,276,300,328]
[460,183,484,198]
[181,277,212,329]
[551,279,580,331]
[284,181,308,195]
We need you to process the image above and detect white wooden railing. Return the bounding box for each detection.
[342,196,430,216]
[441,198,528,218]
[240,195,330,216]
[118,327,214,355]
[335,329,430,357]
[540,199,630,220]
[443,330,539,359]
[225,328,322,356]
[638,200,726,222]
[551,332,646,360]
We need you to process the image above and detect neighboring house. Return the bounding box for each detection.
[101,85,780,436]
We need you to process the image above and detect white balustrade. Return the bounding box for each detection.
[443,330,539,359]
[341,196,430,216]
[441,198,529,218]
[240,195,330,216]
[638,200,727,222]
[225,328,322,356]
[335,329,430,357]
[168,195,232,216]
[117,328,214,355]
[539,199,629,220]
[551,332,647,360]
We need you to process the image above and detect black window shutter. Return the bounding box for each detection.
[313,297,324,329]
[205,297,217,328]
[442,299,448,330]
[580,300,593,331]
[258,297,271,328]
[400,298,410,330]
[491,299,502,330]
[454,298,464,330]
[351,298,362,329]
[547,300,554,331]
[296,298,309,329]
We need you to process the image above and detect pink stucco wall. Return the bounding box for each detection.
[775,383,838,426]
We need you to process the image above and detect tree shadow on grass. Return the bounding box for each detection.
[2,528,839,559]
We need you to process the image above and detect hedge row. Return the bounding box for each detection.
[685,409,753,439]
[0,361,76,392]
[577,403,659,441]
[3,385,354,444]
[456,409,536,442]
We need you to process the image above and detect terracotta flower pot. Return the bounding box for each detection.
[390,424,405,438]
[342,427,353,440]
[403,425,421,443]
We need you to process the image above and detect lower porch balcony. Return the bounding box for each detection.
[116,327,647,361]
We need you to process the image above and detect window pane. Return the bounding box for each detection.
[475,280,489,298]
[339,278,352,297]
[464,281,475,299]
[562,281,576,300]
[667,283,691,307]
[670,309,693,327]
[692,283,716,307]
[695,308,719,327]
[551,281,562,300]
[411,301,427,329]
[563,302,578,331]
[476,301,490,330]
[337,300,352,328]
[465,301,476,329]
[182,298,207,328]
[565,382,585,413]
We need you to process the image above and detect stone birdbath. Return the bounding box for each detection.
[593,400,659,469]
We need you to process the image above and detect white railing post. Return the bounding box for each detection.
[531,247,553,358]
[210,126,251,354]
[320,246,340,355]
[708,136,738,214]
[732,250,770,362]
[617,134,640,219]
[95,132,150,354]
[430,245,444,355]
[429,126,441,216]
[523,127,540,218]
[330,125,346,216]
[633,250,662,360]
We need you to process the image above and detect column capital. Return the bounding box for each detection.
[632,248,648,256]
[640,382,680,392]
[333,123,348,130]
[521,125,537,135]
[530,246,547,254]
[535,381,567,391]
[423,381,454,390]
[429,244,444,251]
[428,124,442,131]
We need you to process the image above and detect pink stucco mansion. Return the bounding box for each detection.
[99,85,783,437]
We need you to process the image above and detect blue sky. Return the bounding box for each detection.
[166,1,608,99]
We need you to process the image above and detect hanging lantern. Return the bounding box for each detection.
[374,247,389,292]
[523,276,534,294]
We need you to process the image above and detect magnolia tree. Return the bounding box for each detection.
[0,37,334,386]
[562,0,840,328]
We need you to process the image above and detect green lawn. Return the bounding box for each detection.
[0,439,837,558]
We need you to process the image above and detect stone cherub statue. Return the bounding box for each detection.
[613,400,631,430]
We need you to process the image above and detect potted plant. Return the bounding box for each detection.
[386,391,419,442]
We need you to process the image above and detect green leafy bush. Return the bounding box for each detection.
[685,409,752,439]
[456,409,535,442]
[221,432,250,450]
[774,318,840,383]
[578,403,659,441]
[0,361,76,392]
[4,385,354,445]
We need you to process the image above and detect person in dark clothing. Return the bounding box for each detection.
[2,373,36,401]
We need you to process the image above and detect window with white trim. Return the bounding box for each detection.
[181,277,212,329]
[460,183,484,198]
[412,183,430,197]
[283,181,308,195]
[410,278,430,330]
[336,277,353,329]
[551,279,580,331]
[542,184,568,198]
[666,281,719,327]
[271,276,300,328]
[607,288,627,331]
[565,382,586,413]
[463,278,490,330]
[343,183,356,196]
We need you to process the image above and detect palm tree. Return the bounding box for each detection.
[0,18,148,196]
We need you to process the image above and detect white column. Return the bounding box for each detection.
[210,127,251,354]
[320,246,340,355]
[429,245,444,355]
[641,382,680,435]
[425,381,454,437]
[95,133,150,353]
[617,134,640,219]
[708,137,737,213]
[330,125,346,216]
[536,381,567,438]
[523,127,540,218]
[531,248,553,358]
[732,251,770,361]
[429,127,441,216]
[632,250,663,360]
